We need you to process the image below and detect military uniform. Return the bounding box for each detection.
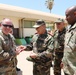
[62,24,76,75]
[53,28,66,75]
[26,31,53,75]
[0,30,17,75]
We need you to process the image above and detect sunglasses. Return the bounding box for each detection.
[3,24,13,28]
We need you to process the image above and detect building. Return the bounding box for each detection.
[0,3,66,38]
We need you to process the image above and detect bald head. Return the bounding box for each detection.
[0,18,14,35]
[65,6,76,25]
[66,6,76,13]
[1,18,13,26]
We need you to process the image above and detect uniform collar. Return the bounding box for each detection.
[68,23,76,32]
[39,31,47,38]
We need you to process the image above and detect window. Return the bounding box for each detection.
[24,20,35,28]
[46,22,54,30]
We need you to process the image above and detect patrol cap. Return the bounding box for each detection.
[55,18,64,23]
[33,19,45,28]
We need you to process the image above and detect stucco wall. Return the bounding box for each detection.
[23,28,36,37]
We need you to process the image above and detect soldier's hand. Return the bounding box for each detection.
[15,48,21,55]
[30,52,37,59]
[15,45,26,55]
[17,45,26,51]
[60,62,64,69]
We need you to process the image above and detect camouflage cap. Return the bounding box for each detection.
[55,18,64,23]
[33,19,45,28]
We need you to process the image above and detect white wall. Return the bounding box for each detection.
[23,28,36,37]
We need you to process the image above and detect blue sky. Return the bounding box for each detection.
[0,0,76,16]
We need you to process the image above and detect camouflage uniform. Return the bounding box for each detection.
[26,31,53,75]
[0,30,17,75]
[53,28,66,75]
[62,24,76,75]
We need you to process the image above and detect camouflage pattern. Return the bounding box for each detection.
[0,30,17,75]
[62,23,76,75]
[0,68,17,75]
[53,28,66,75]
[26,31,53,75]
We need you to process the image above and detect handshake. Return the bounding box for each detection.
[15,45,26,55]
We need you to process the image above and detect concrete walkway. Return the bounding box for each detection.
[17,51,64,75]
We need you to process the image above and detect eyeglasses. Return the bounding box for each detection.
[3,24,13,28]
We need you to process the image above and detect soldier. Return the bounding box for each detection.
[0,18,25,75]
[25,19,53,75]
[10,27,21,71]
[53,18,66,75]
[62,6,76,75]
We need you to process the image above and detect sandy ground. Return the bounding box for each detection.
[17,51,64,75]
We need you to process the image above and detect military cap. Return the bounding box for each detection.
[33,19,45,28]
[55,18,64,23]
